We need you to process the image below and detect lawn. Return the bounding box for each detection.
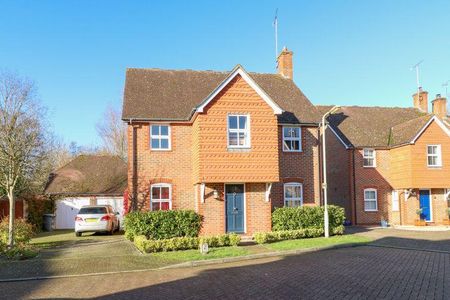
[263,235,372,251]
[153,246,250,262]
[149,234,371,263]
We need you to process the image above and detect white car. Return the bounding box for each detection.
[75,205,120,237]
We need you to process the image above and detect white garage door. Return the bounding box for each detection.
[55,197,125,229]
[55,198,90,229]
[96,197,125,227]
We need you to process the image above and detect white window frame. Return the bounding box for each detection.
[363,148,376,167]
[364,188,378,212]
[282,126,302,152]
[392,190,399,212]
[283,182,303,207]
[150,183,172,210]
[227,114,250,149]
[427,144,442,167]
[150,124,171,151]
[445,189,450,201]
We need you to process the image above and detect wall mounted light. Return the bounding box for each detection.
[213,189,219,199]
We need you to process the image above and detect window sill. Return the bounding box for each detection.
[283,150,303,153]
[364,210,378,212]
[363,166,376,168]
[227,147,251,152]
[427,165,442,169]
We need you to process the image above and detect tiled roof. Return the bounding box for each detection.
[122,67,321,124]
[316,105,430,148]
[44,155,127,196]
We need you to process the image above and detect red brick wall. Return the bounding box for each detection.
[352,149,392,225]
[271,126,321,209]
[197,183,271,235]
[324,129,352,221]
[127,123,194,211]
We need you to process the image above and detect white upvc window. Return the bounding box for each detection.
[427,145,442,167]
[392,190,399,212]
[282,127,302,152]
[364,188,378,211]
[227,114,250,148]
[150,125,171,150]
[363,148,376,167]
[284,183,303,207]
[151,183,172,211]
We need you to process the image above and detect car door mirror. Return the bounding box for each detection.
[115,212,120,215]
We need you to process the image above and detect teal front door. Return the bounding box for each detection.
[419,190,432,222]
[226,184,245,233]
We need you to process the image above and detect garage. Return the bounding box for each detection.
[55,197,124,229]
[45,155,128,230]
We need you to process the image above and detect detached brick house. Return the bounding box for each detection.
[122,48,322,235]
[319,89,450,226]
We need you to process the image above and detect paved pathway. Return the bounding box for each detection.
[1,227,450,299]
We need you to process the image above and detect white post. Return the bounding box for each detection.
[321,106,340,238]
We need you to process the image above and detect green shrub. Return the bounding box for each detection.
[272,205,345,232]
[26,197,54,231]
[134,233,241,253]
[253,228,325,244]
[0,218,34,247]
[1,244,38,260]
[124,210,202,241]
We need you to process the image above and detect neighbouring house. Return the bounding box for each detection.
[319,89,450,226]
[122,47,323,235]
[44,155,127,229]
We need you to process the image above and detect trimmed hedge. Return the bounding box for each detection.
[254,228,324,244]
[124,210,202,241]
[272,205,345,232]
[134,233,241,253]
[253,226,344,244]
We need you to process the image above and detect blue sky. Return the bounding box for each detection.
[1,0,449,146]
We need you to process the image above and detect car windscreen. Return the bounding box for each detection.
[78,207,107,214]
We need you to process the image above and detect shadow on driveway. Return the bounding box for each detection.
[1,227,449,299]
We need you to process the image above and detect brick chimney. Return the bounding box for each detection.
[413,87,428,112]
[432,94,447,118]
[277,47,293,80]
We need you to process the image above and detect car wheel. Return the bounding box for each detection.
[75,232,82,237]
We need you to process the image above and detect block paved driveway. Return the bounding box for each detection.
[1,227,450,299]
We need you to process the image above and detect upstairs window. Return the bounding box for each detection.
[150,125,171,150]
[283,127,302,152]
[427,145,442,167]
[364,188,378,211]
[151,184,172,211]
[363,148,376,167]
[228,115,250,148]
[284,183,303,207]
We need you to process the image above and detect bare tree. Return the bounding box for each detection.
[0,71,49,248]
[96,105,127,160]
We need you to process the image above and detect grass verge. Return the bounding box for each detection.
[152,246,250,262]
[263,235,372,251]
